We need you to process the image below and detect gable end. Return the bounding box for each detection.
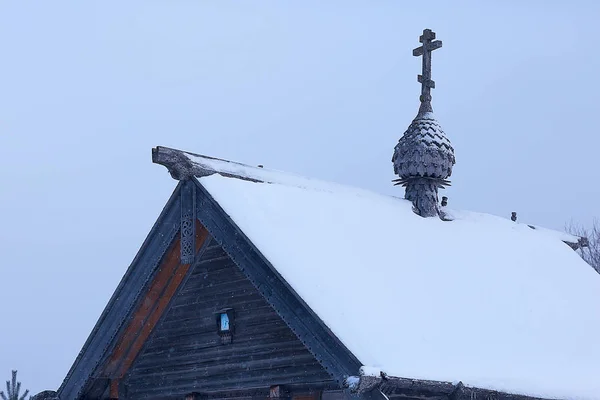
[192,178,362,385]
[124,237,337,398]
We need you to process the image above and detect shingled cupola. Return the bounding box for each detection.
[392,29,455,218]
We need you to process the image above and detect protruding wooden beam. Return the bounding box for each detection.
[152,146,264,183]
[152,146,196,180]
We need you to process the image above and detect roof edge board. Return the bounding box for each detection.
[58,183,183,400]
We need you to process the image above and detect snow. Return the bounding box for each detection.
[344,375,361,390]
[525,224,581,245]
[184,152,376,196]
[198,169,600,400]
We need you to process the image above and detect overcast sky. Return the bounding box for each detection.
[1,1,599,395]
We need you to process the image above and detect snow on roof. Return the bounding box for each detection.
[187,155,600,400]
[525,223,582,245]
[181,148,374,195]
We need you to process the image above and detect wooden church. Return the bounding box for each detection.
[37,30,600,400]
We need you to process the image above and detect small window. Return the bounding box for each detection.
[216,309,234,344]
[219,312,230,332]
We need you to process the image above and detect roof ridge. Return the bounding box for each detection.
[152,145,390,198]
[153,146,580,247]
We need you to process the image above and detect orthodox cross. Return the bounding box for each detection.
[412,29,442,113]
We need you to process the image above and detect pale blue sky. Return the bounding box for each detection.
[1,1,599,395]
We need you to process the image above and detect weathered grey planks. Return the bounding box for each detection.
[125,237,334,398]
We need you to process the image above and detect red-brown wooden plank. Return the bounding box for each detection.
[116,224,209,377]
[103,222,209,379]
[103,237,182,375]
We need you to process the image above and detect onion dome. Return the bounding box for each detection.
[392,29,455,218]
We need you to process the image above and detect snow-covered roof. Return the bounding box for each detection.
[153,148,600,400]
[525,223,583,247]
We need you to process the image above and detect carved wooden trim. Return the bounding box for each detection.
[181,181,196,264]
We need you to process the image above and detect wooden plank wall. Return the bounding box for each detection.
[124,238,335,398]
